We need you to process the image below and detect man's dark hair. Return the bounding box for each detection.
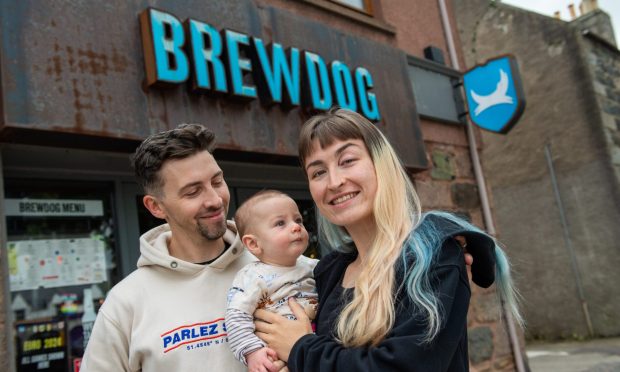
[132,124,216,195]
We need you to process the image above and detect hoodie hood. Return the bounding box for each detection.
[137,221,247,275]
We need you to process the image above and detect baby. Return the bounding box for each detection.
[226,190,318,372]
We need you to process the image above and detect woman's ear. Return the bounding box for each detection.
[143,195,167,220]
[242,235,262,256]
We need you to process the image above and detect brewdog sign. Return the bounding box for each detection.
[463,55,525,134]
[139,8,381,121]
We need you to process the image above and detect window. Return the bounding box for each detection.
[331,0,373,14]
[298,0,395,34]
[408,56,464,124]
[5,178,119,371]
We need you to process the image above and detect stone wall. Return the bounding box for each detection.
[453,0,620,340]
[573,9,617,46]
[582,33,620,205]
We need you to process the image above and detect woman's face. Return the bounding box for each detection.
[304,138,378,231]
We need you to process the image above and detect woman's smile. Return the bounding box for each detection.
[329,192,360,205]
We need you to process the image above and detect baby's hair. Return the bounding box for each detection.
[234,189,290,237]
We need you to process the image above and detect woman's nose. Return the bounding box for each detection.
[327,169,344,190]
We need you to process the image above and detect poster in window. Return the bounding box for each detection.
[8,238,107,292]
[15,318,68,372]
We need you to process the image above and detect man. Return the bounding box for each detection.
[81,124,261,371]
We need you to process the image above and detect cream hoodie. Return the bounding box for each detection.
[81,222,256,372]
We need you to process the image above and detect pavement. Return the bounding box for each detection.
[526,337,620,372]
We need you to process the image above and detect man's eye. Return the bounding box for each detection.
[185,189,200,197]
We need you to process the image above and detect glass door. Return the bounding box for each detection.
[4,178,119,372]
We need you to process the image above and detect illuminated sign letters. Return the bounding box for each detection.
[139,8,380,120]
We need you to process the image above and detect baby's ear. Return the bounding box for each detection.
[242,234,262,256]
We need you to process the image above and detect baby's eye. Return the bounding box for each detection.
[275,220,285,227]
[295,217,304,224]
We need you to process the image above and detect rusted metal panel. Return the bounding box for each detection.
[0,0,427,169]
[265,7,427,169]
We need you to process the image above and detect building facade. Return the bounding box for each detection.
[1,1,520,370]
[454,0,620,340]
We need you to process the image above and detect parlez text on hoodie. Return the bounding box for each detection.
[81,221,256,372]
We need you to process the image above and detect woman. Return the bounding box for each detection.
[255,108,522,371]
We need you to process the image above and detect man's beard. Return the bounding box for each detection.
[196,217,227,240]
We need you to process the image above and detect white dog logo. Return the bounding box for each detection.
[470,69,513,116]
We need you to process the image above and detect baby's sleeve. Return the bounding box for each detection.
[225,266,268,364]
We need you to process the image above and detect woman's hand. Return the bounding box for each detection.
[455,235,473,266]
[254,298,314,361]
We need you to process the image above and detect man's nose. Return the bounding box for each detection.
[202,187,222,209]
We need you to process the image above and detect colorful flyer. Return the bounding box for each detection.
[8,238,107,291]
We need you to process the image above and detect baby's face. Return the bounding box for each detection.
[250,196,309,266]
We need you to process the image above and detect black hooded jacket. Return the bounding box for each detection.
[287,215,496,372]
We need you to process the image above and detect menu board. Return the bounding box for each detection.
[5,199,104,217]
[15,318,67,371]
[8,238,107,291]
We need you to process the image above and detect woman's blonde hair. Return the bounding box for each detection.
[299,108,422,347]
[299,108,523,347]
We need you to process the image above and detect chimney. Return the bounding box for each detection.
[580,0,599,14]
[568,4,577,19]
[572,0,616,47]
[554,11,561,19]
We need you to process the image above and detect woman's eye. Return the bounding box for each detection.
[311,169,325,179]
[341,158,356,166]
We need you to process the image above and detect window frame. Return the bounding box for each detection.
[329,0,374,15]
[407,54,466,125]
[296,0,395,35]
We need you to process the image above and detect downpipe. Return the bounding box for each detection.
[436,1,527,371]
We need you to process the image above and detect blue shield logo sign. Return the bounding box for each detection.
[463,55,525,134]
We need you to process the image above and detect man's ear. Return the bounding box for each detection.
[242,235,262,256]
[143,195,167,220]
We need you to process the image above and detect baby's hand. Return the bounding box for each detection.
[246,347,279,372]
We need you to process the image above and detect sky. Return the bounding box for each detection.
[501,0,620,45]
